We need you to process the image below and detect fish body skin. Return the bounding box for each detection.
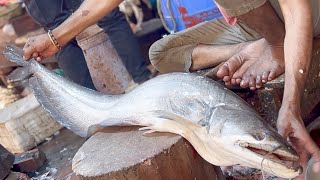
[3,45,301,179]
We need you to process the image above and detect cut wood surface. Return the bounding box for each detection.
[72,127,217,180]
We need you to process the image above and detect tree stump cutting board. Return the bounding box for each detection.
[72,127,217,180]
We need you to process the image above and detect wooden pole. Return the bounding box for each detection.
[76,25,133,94]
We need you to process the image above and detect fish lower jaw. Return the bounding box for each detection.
[239,144,302,178]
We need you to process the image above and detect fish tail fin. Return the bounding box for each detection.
[3,45,31,67]
[3,45,39,83]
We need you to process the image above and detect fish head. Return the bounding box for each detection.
[209,108,302,179]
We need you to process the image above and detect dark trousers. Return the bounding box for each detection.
[25,0,150,89]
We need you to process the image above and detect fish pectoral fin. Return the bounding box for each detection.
[150,110,203,131]
[138,117,189,137]
[139,111,210,163]
[139,110,203,138]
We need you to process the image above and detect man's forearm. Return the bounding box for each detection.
[53,0,123,47]
[279,0,313,111]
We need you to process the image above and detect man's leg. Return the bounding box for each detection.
[97,8,151,83]
[214,0,286,90]
[149,18,261,74]
[56,40,96,89]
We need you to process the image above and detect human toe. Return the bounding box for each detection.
[268,71,277,81]
[262,71,270,83]
[231,78,238,85]
[255,75,263,89]
[240,78,250,88]
[217,64,230,79]
[236,78,242,84]
[248,76,256,90]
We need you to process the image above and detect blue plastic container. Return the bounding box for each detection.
[159,0,222,32]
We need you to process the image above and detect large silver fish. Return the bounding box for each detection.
[4,45,301,178]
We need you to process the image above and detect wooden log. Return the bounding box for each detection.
[76,25,133,94]
[13,149,47,173]
[72,127,217,180]
[0,144,14,179]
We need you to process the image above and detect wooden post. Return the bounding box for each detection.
[76,25,133,94]
[72,127,218,180]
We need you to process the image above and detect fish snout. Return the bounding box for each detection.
[265,133,299,160]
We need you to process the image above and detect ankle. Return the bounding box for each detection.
[191,44,201,61]
[235,41,250,53]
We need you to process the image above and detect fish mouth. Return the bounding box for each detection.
[241,143,301,170]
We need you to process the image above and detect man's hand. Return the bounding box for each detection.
[23,33,59,61]
[277,106,320,178]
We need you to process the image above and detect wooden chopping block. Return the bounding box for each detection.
[72,127,217,180]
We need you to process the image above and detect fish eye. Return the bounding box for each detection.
[253,132,266,141]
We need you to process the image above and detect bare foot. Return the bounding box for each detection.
[216,38,284,90]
